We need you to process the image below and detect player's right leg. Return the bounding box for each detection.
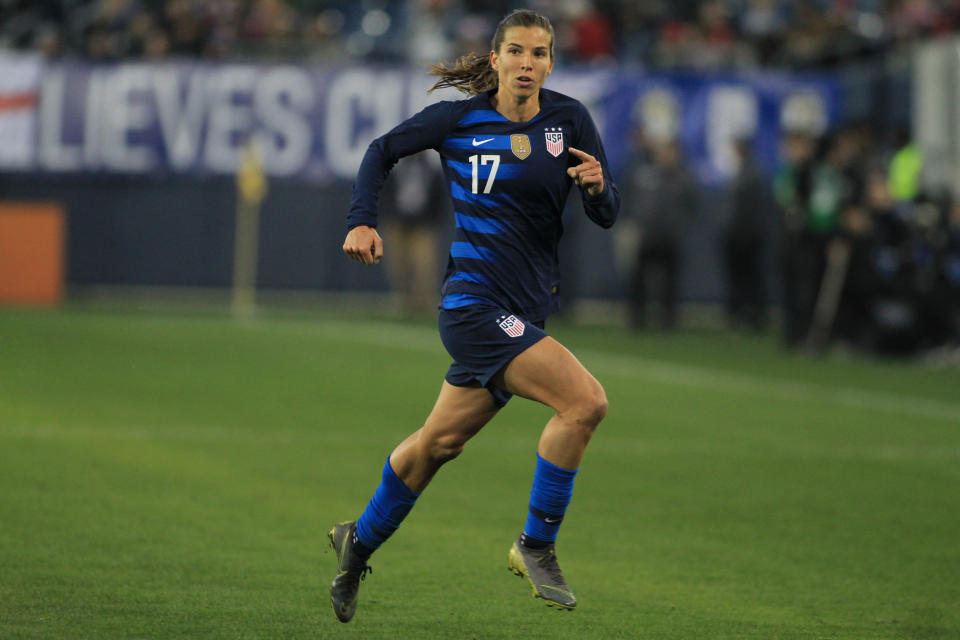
[328,381,498,623]
[388,380,500,492]
[328,520,371,623]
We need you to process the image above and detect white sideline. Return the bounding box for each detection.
[298,320,960,424]
[580,349,960,424]
[2,319,958,452]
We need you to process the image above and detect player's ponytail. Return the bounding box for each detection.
[428,53,497,96]
[428,9,555,96]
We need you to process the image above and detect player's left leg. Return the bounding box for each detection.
[492,337,608,609]
[496,336,606,468]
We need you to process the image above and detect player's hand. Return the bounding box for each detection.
[342,225,383,265]
[566,147,605,196]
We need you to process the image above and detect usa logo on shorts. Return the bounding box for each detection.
[498,315,525,337]
[545,128,564,157]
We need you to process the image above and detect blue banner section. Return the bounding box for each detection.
[0,56,840,185]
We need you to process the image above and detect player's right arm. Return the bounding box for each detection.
[345,101,457,232]
[343,225,383,265]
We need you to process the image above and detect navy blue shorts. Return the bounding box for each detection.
[438,304,548,407]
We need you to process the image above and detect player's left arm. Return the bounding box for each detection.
[567,147,605,196]
[569,105,620,229]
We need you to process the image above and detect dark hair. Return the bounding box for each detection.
[428,9,555,96]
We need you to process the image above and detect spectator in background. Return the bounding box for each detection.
[199,0,240,59]
[943,202,960,350]
[404,0,464,66]
[451,12,493,61]
[236,0,299,57]
[379,151,448,317]
[566,0,615,63]
[239,0,291,40]
[692,0,739,69]
[654,14,696,68]
[302,7,351,63]
[82,0,136,60]
[865,166,906,304]
[911,191,956,351]
[626,138,698,330]
[721,137,774,331]
[868,167,933,354]
[774,3,831,69]
[774,130,816,347]
[126,8,159,57]
[739,0,789,66]
[32,23,65,59]
[163,0,206,57]
[887,126,924,208]
[3,0,960,70]
[831,177,879,351]
[803,128,865,343]
[616,1,667,65]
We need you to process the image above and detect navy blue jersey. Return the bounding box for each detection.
[347,88,619,320]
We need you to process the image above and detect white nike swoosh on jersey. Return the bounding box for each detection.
[472,137,495,146]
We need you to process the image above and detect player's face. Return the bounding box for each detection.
[490,26,554,100]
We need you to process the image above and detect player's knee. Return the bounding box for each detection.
[581,383,608,428]
[428,433,467,465]
[566,382,607,431]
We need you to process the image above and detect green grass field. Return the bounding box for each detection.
[1,305,958,639]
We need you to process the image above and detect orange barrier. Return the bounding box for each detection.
[0,202,66,305]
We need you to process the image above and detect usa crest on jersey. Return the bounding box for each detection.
[498,314,525,337]
[545,128,564,157]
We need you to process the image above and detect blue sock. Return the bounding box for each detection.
[355,457,420,553]
[522,453,577,546]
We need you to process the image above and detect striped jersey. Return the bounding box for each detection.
[347,88,619,320]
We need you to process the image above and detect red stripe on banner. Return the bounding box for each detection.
[0,92,38,112]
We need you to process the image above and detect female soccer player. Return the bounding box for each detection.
[331,9,619,622]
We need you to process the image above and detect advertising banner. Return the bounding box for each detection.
[0,55,839,186]
[0,53,44,169]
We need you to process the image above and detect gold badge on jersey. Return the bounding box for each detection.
[510,134,531,160]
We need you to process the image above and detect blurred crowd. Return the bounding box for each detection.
[768,127,960,357]
[620,125,960,357]
[3,0,960,68]
[4,0,959,358]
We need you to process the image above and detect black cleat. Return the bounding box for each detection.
[328,521,371,623]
